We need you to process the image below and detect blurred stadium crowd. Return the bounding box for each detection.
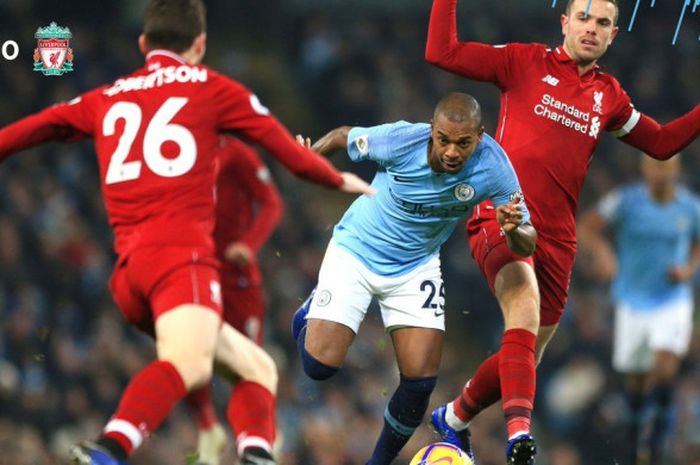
[0,1,699,464]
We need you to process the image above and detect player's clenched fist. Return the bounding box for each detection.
[496,193,524,233]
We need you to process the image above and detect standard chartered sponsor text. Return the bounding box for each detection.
[534,93,592,136]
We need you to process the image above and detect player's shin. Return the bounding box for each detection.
[186,383,219,430]
[649,382,675,463]
[499,328,536,438]
[99,360,187,458]
[452,353,502,424]
[227,381,277,457]
[367,375,437,465]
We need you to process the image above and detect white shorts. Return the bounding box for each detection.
[612,299,693,373]
[306,240,446,333]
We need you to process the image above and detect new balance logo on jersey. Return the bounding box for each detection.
[593,90,604,114]
[541,75,559,87]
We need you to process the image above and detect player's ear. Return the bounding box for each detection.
[560,14,568,36]
[609,25,619,44]
[194,32,207,55]
[138,34,148,55]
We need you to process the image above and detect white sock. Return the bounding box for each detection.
[445,402,470,431]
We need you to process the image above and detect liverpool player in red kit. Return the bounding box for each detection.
[214,137,283,345]
[186,136,284,465]
[425,0,700,463]
[0,1,373,465]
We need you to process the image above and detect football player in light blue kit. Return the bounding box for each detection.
[579,154,700,465]
[292,93,537,465]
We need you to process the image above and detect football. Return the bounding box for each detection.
[409,442,473,465]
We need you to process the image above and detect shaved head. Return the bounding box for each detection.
[433,92,482,128]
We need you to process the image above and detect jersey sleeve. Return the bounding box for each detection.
[488,153,531,224]
[0,89,98,160]
[425,0,533,90]
[221,140,284,252]
[347,122,414,166]
[606,83,641,137]
[597,189,622,223]
[214,77,343,188]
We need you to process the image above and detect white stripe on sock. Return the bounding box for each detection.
[236,435,272,456]
[104,419,144,449]
[446,402,470,430]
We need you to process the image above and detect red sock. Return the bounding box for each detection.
[101,360,187,455]
[452,352,502,423]
[185,383,218,430]
[227,381,276,454]
[499,328,536,438]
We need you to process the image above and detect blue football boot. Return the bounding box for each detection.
[70,441,130,465]
[292,288,315,341]
[505,433,536,465]
[431,404,476,463]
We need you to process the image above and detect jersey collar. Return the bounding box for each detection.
[145,49,188,70]
[553,46,600,80]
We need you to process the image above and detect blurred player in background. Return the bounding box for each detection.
[578,155,700,465]
[292,92,536,465]
[187,136,283,465]
[426,0,700,463]
[0,1,373,464]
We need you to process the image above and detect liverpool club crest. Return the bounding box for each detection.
[33,22,73,76]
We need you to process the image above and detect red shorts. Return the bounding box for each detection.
[220,274,265,345]
[467,208,575,326]
[109,246,223,336]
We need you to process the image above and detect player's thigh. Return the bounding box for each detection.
[649,299,693,378]
[612,304,653,373]
[306,240,373,335]
[391,327,444,377]
[494,260,540,333]
[305,240,373,364]
[378,256,445,331]
[143,249,224,386]
[222,282,265,345]
[468,215,534,293]
[214,322,277,394]
[155,303,221,388]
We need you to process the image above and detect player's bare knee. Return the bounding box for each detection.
[161,351,215,390]
[240,345,278,394]
[503,296,539,333]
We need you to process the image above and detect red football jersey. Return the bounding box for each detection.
[0,50,342,256]
[427,3,640,243]
[214,136,283,287]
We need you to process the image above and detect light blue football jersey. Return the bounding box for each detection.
[598,183,700,310]
[332,121,529,276]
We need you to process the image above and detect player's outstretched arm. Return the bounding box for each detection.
[425,0,508,82]
[0,101,92,160]
[310,126,351,157]
[620,105,700,160]
[297,129,375,196]
[496,194,537,257]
